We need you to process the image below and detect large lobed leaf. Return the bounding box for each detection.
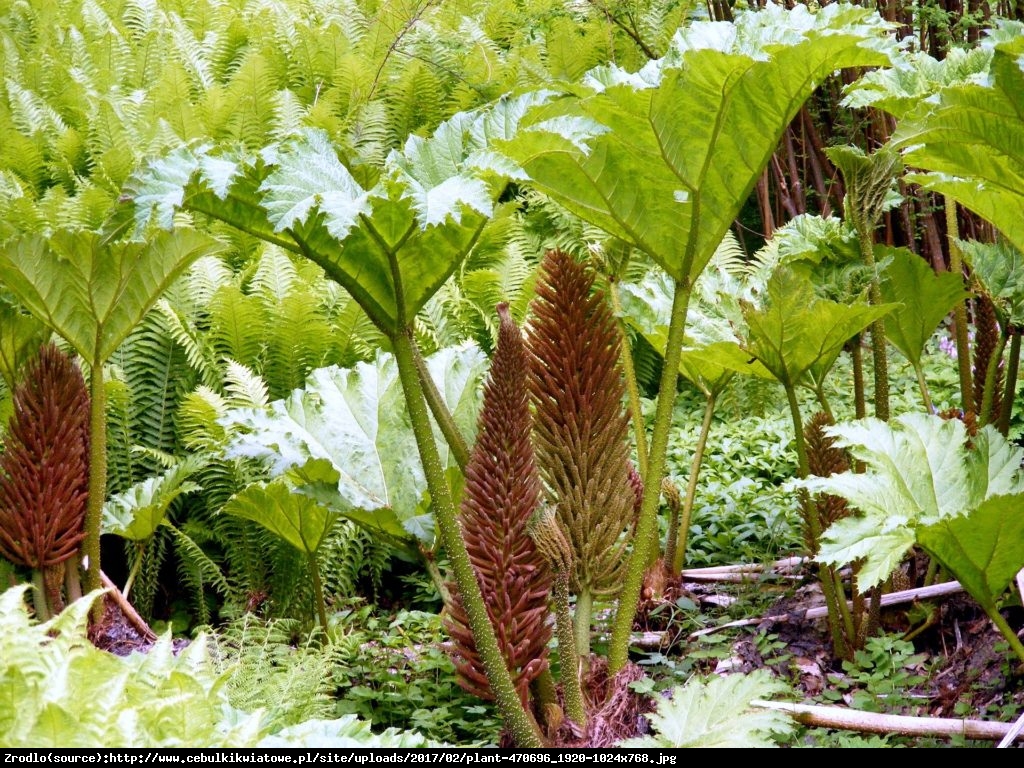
[621,670,793,748]
[880,247,972,368]
[798,413,1024,590]
[126,96,547,334]
[740,269,894,391]
[221,344,486,547]
[918,495,1024,609]
[499,3,895,284]
[0,229,224,365]
[893,37,1024,256]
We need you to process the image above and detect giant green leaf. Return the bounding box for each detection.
[621,670,793,748]
[221,344,486,544]
[0,229,224,365]
[224,481,337,556]
[126,97,546,334]
[102,459,204,541]
[741,268,894,391]
[0,300,49,389]
[618,262,772,395]
[958,239,1024,328]
[918,494,1024,610]
[880,247,971,368]
[893,37,1024,255]
[498,3,894,283]
[798,413,1024,589]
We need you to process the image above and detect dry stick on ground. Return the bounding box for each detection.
[627,581,966,648]
[753,700,1024,744]
[680,557,806,582]
[100,571,157,642]
[997,708,1024,748]
[672,581,966,643]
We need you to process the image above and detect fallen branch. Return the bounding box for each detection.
[680,557,806,582]
[753,699,1023,744]
[622,581,966,647]
[998,707,1024,748]
[100,570,157,642]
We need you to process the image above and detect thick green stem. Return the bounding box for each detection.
[122,542,146,600]
[308,554,329,632]
[31,569,51,622]
[786,383,850,659]
[984,604,1024,665]
[979,332,1009,427]
[946,201,973,414]
[573,588,593,661]
[554,573,586,727]
[411,340,470,470]
[997,333,1021,436]
[851,339,866,421]
[670,392,715,574]
[419,545,452,609]
[812,383,834,422]
[609,281,648,479]
[392,329,543,747]
[914,363,934,414]
[856,221,889,421]
[84,364,107,603]
[608,278,690,673]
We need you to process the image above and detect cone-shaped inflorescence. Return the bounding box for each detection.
[445,303,553,704]
[971,294,1003,424]
[527,250,635,649]
[0,343,90,611]
[802,411,850,555]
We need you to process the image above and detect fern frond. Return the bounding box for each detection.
[208,286,267,368]
[250,246,298,303]
[115,312,192,478]
[5,79,67,137]
[223,360,269,408]
[221,51,279,146]
[271,89,308,140]
[264,292,332,397]
[167,520,233,603]
[177,386,229,451]
[214,614,337,730]
[187,255,235,306]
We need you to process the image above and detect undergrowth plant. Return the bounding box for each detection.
[0,585,443,747]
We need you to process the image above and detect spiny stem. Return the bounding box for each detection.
[308,554,329,632]
[671,392,716,574]
[84,363,107,610]
[608,277,690,673]
[997,333,1021,436]
[608,280,648,479]
[392,329,543,747]
[945,201,973,414]
[411,338,470,470]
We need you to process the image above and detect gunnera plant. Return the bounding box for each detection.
[0,343,90,619]
[527,250,636,659]
[444,303,553,708]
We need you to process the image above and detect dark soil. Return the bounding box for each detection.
[634,565,1024,745]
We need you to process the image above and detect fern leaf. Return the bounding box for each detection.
[223,360,269,408]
